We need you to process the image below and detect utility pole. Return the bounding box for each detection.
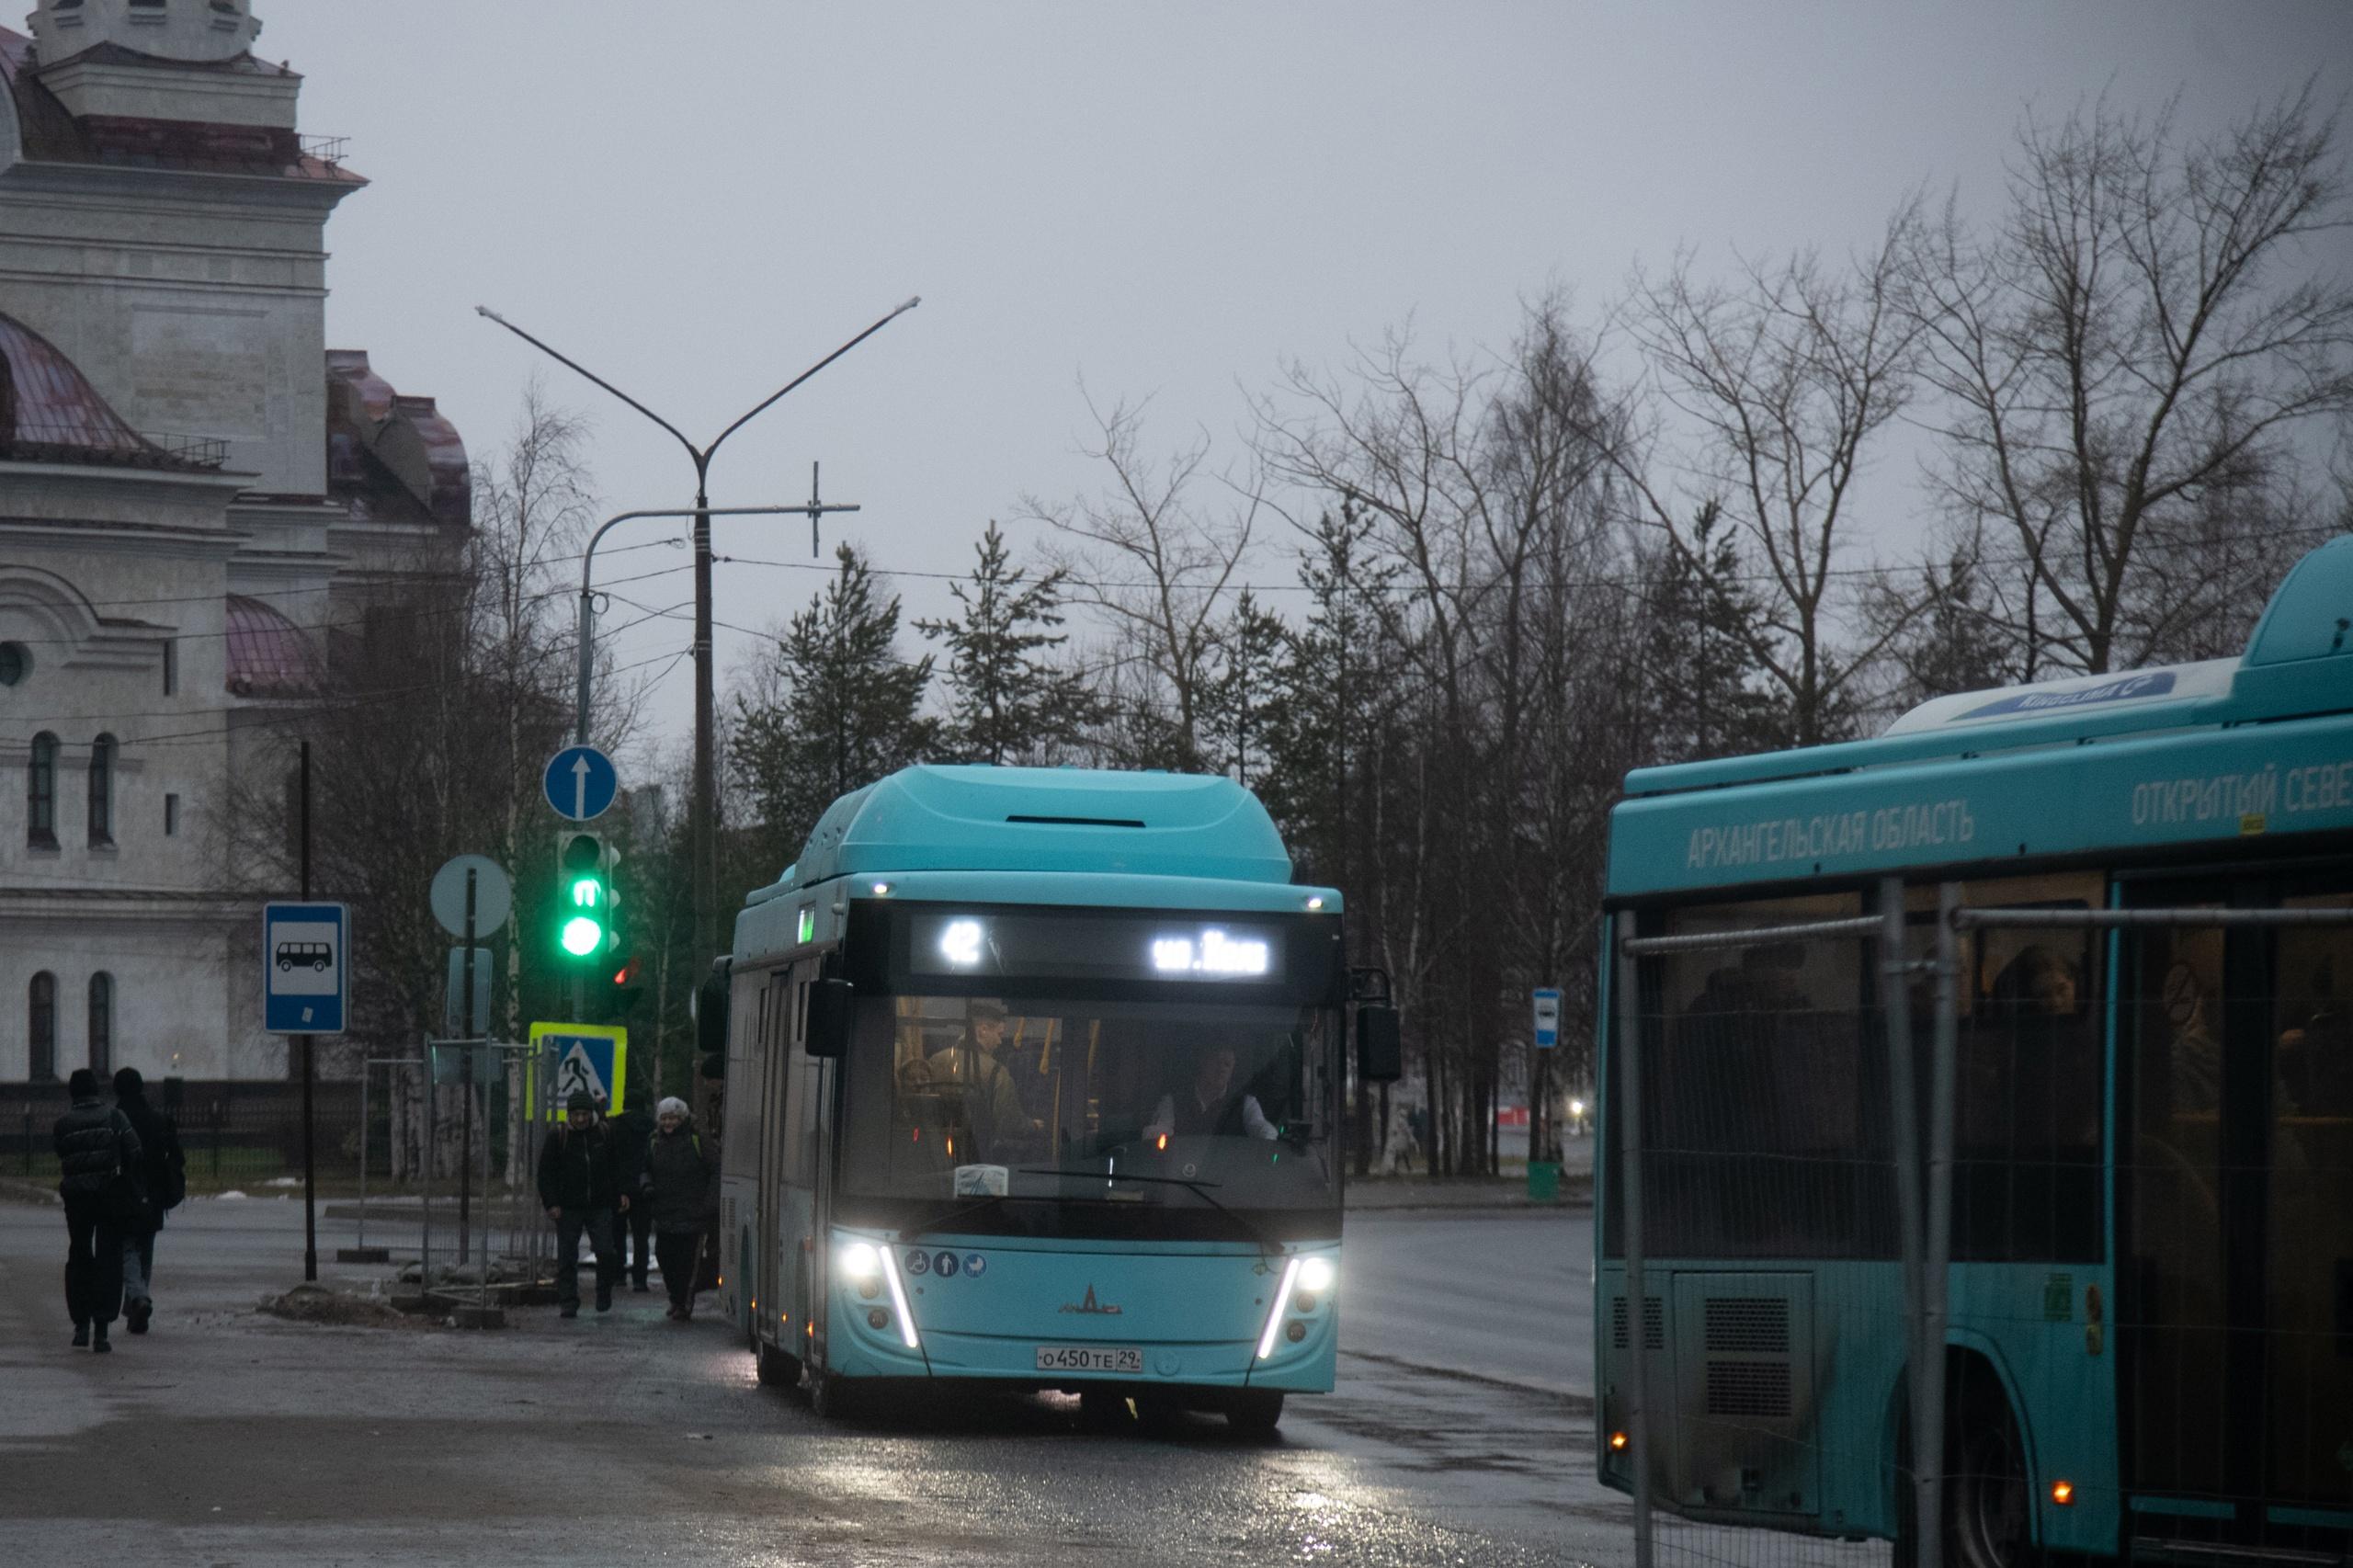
[478,297,919,983]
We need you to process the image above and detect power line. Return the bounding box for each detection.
[713,517,2342,600]
[0,559,692,652]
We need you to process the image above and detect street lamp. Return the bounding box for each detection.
[475,296,920,983]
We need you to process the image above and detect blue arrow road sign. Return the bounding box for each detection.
[1531,986,1562,1050]
[265,901,347,1035]
[543,744,618,823]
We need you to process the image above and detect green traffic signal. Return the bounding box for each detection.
[556,832,607,960]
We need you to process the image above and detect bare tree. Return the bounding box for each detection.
[1905,85,2353,674]
[1618,202,1927,747]
[1022,392,1256,764]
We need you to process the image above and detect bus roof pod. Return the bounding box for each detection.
[767,765,1295,892]
[1622,536,2353,801]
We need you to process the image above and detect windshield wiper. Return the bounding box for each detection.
[1015,1166,1283,1256]
[899,1192,1010,1244]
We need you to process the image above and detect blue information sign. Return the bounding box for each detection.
[542,744,619,823]
[1531,986,1562,1050]
[264,901,348,1035]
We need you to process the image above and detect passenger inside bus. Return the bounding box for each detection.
[916,998,1040,1163]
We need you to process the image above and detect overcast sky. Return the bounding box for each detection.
[272,1,2352,769]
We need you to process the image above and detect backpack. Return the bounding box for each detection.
[156,1121,187,1211]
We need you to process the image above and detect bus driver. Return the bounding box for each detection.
[1145,1043,1279,1142]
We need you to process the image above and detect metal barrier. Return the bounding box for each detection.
[1614,885,2353,1568]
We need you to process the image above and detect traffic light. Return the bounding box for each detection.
[556,831,608,960]
[591,951,645,1024]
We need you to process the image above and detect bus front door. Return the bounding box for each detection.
[2120,874,2353,1552]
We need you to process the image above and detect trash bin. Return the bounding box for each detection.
[1526,1159,1561,1204]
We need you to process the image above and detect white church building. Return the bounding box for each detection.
[0,0,467,1100]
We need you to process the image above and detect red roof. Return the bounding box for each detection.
[0,310,220,469]
[224,595,319,697]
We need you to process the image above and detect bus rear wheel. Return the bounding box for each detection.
[1226,1391,1284,1435]
[1898,1371,2039,1568]
[1947,1381,2034,1568]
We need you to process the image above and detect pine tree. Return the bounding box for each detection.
[915,522,1099,765]
[1199,590,1291,788]
[729,545,936,866]
[1888,551,2018,704]
[1643,500,1794,763]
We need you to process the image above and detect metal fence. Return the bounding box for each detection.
[8,1080,364,1193]
[1608,882,2353,1568]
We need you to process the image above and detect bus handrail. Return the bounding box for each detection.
[1620,915,1883,956]
[1954,905,2353,928]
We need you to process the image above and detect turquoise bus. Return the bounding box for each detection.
[1596,538,2353,1565]
[707,765,1399,1428]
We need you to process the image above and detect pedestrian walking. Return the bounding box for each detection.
[52,1067,142,1352]
[535,1090,628,1319]
[605,1096,656,1293]
[642,1096,718,1322]
[111,1067,186,1334]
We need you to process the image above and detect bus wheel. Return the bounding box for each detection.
[755,1340,799,1389]
[1078,1390,1131,1431]
[809,1369,862,1423]
[1947,1380,2035,1568]
[1226,1391,1284,1435]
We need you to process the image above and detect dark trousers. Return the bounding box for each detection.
[654,1229,703,1311]
[554,1209,619,1309]
[63,1199,125,1329]
[625,1202,654,1284]
[121,1223,157,1305]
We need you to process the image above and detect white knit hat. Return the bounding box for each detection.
[656,1096,689,1119]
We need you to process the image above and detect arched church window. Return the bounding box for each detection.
[88,733,115,845]
[87,972,112,1074]
[28,731,58,847]
[28,971,57,1082]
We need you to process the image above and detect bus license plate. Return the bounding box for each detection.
[1036,1345,1142,1373]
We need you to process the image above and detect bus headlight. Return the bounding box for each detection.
[1297,1256,1336,1294]
[836,1241,881,1282]
[1257,1258,1303,1359]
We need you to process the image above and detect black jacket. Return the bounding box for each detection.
[53,1096,140,1204]
[642,1120,719,1233]
[607,1108,655,1195]
[536,1123,623,1212]
[115,1092,185,1227]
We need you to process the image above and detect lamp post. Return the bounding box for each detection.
[476,297,919,981]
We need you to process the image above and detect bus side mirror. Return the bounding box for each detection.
[1356,1004,1402,1084]
[805,978,855,1059]
[694,966,730,1057]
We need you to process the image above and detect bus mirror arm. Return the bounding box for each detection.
[805,978,855,1059]
[694,960,731,1057]
[1355,1004,1402,1085]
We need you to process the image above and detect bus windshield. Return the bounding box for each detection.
[838,994,1341,1233]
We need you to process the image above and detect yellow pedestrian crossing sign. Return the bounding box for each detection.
[528,1022,628,1121]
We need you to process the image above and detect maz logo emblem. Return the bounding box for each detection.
[1058,1284,1122,1315]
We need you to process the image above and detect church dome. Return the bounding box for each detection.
[0,309,218,469]
[28,0,261,69]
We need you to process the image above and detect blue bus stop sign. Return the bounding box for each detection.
[265,901,347,1035]
[1531,986,1562,1050]
[543,744,618,822]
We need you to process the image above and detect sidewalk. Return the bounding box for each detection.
[1345,1174,1589,1210]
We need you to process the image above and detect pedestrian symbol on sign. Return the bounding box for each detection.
[526,1023,628,1120]
[556,1043,603,1105]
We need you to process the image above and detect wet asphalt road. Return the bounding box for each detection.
[0,1198,1625,1566]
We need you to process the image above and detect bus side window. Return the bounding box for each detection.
[1952,874,2106,1263]
[791,979,822,1188]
